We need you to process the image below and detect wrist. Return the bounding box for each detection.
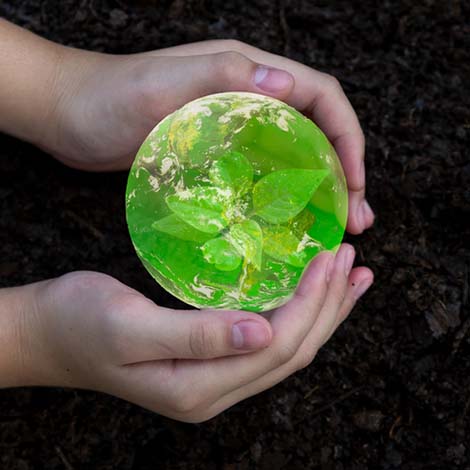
[36,43,113,165]
[0,20,102,156]
[0,281,53,388]
[0,20,57,146]
[26,40,66,151]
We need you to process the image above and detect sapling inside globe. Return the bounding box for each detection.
[126,92,347,312]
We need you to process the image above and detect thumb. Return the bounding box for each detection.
[150,51,295,113]
[175,308,273,359]
[201,50,295,97]
[115,297,273,363]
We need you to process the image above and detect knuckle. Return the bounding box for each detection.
[99,292,152,361]
[178,408,217,424]
[189,322,219,358]
[53,271,116,298]
[168,386,202,415]
[332,283,348,306]
[275,341,298,366]
[100,294,140,359]
[295,349,317,371]
[213,50,250,80]
[358,129,366,149]
[219,38,248,53]
[324,73,342,92]
[167,387,218,423]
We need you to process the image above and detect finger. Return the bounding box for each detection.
[114,254,364,422]
[143,52,295,120]
[306,83,371,235]
[110,296,273,364]
[325,266,374,343]
[221,245,353,397]
[112,250,333,420]
[200,51,295,98]
[264,249,335,354]
[177,245,355,419]
[163,251,333,392]
[192,250,336,396]
[148,41,375,233]
[347,190,375,235]
[299,244,354,350]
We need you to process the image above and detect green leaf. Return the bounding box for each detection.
[228,219,263,270]
[288,208,316,238]
[209,151,254,195]
[201,237,242,271]
[253,169,329,224]
[262,226,307,268]
[166,186,228,234]
[152,214,212,243]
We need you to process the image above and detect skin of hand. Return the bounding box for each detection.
[2,245,373,422]
[0,20,373,234]
[0,20,375,420]
[52,41,374,234]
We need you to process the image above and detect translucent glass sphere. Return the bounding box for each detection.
[126,92,347,312]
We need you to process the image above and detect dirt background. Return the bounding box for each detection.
[1,0,469,468]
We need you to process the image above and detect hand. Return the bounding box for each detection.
[13,244,372,422]
[46,40,374,234]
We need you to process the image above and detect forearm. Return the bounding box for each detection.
[0,285,30,387]
[0,282,51,388]
[0,19,103,152]
[0,19,63,146]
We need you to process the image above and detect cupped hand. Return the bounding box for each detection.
[27,244,372,422]
[47,40,374,234]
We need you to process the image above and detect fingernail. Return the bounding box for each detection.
[254,65,293,92]
[354,278,373,300]
[232,321,270,350]
[337,245,356,277]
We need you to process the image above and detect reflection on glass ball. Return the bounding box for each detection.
[126,92,347,312]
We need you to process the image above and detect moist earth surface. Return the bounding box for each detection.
[0,1,469,469]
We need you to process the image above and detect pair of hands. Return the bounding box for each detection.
[8,37,374,422]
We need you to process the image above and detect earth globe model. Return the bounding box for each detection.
[126,92,347,312]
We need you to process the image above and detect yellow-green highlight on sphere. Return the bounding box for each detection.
[126,92,348,312]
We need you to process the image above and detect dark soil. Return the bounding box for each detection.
[1,1,469,469]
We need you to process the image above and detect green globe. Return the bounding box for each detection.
[126,92,347,312]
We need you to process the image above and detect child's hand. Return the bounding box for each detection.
[10,245,372,422]
[44,40,373,235]
[0,21,375,420]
